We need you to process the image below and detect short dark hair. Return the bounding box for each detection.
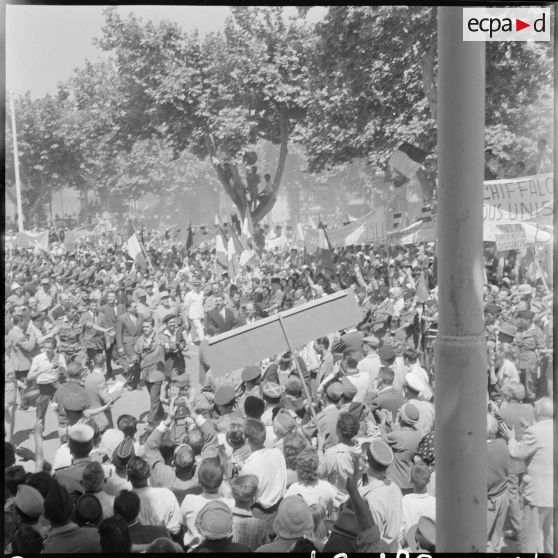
[226,423,246,449]
[198,458,223,491]
[403,348,419,363]
[379,366,394,385]
[316,336,329,349]
[113,490,140,522]
[5,465,28,496]
[68,438,93,459]
[244,396,265,419]
[126,456,150,486]
[117,415,138,438]
[27,471,55,498]
[185,427,203,456]
[11,525,43,554]
[244,419,266,446]
[98,515,132,553]
[337,413,360,439]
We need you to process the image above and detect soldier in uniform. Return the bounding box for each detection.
[54,423,96,495]
[514,310,544,402]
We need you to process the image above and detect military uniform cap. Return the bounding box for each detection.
[68,423,95,443]
[213,386,236,406]
[241,365,261,382]
[366,438,394,467]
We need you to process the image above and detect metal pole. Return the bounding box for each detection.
[436,7,487,552]
[9,92,24,232]
[277,315,318,423]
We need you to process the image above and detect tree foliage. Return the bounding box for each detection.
[303,6,553,177]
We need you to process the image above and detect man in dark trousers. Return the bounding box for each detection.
[99,288,126,379]
[204,296,238,337]
[115,300,143,389]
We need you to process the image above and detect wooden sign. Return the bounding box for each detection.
[204,289,362,377]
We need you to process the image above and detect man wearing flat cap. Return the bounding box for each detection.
[514,309,544,401]
[213,386,242,424]
[359,439,402,552]
[237,365,263,413]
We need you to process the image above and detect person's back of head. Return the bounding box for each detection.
[98,514,132,553]
[244,396,265,419]
[82,461,105,493]
[378,366,394,386]
[507,381,525,402]
[146,537,183,553]
[336,412,360,442]
[403,348,419,364]
[198,458,223,493]
[26,471,55,499]
[226,423,246,450]
[113,489,140,523]
[244,418,266,449]
[534,396,553,421]
[185,427,203,456]
[5,465,27,497]
[11,524,43,554]
[230,474,258,506]
[126,456,150,488]
[289,537,319,552]
[66,361,83,379]
[44,481,74,527]
[283,432,310,470]
[174,444,195,473]
[75,493,103,527]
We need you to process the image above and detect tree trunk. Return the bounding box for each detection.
[421,48,437,121]
[252,111,289,224]
[28,175,48,222]
[203,111,289,226]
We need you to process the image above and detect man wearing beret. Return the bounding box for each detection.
[514,310,544,401]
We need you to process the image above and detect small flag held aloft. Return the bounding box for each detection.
[388,143,428,179]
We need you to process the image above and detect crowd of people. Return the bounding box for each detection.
[3,225,554,554]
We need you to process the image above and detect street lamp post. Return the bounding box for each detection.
[436,7,487,552]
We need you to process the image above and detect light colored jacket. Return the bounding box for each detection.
[508,418,553,507]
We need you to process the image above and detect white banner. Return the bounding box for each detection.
[483,173,553,223]
[495,230,526,251]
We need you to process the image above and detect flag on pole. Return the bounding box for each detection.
[215,221,228,276]
[388,143,428,179]
[186,223,194,253]
[415,271,429,303]
[344,223,366,246]
[126,221,147,268]
[316,221,334,277]
[227,234,240,277]
[291,223,306,251]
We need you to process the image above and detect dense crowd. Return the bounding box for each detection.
[4,229,554,553]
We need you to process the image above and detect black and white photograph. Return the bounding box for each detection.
[4,4,554,554]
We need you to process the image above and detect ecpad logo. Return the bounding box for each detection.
[463,7,550,42]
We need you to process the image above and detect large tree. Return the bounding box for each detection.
[88,6,313,223]
[5,92,84,223]
[302,6,553,178]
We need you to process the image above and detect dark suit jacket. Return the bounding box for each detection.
[99,303,127,329]
[205,308,238,336]
[115,312,143,357]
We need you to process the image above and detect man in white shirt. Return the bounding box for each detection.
[400,462,436,548]
[403,348,433,401]
[182,278,205,342]
[342,351,370,404]
[240,419,286,512]
[358,335,382,390]
[127,456,181,536]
